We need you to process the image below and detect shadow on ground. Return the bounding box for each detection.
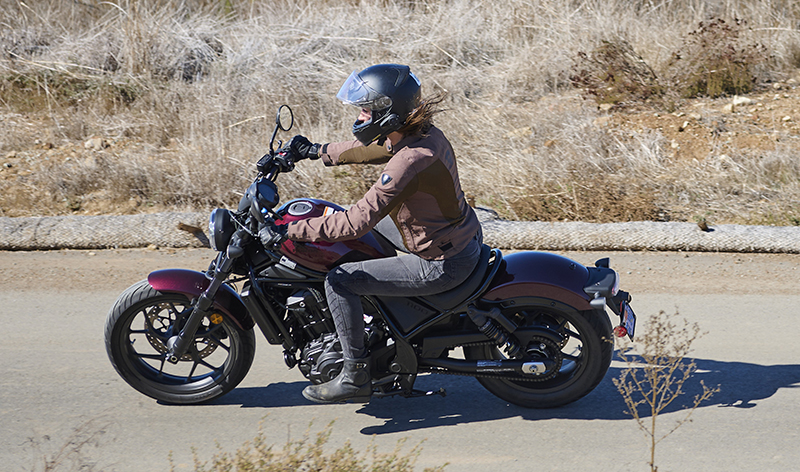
[210,356,800,435]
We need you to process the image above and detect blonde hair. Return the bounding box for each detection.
[397,91,448,136]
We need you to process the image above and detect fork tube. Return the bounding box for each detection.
[166,233,245,363]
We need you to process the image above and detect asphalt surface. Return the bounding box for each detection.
[1,248,798,471]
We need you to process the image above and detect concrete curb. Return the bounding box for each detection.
[1,209,799,253]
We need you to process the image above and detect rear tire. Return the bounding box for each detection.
[464,306,613,408]
[105,280,255,404]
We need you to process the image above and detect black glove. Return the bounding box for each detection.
[259,221,288,247]
[286,135,321,161]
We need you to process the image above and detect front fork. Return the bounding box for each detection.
[166,232,247,363]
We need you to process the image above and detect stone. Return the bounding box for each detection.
[84,137,108,151]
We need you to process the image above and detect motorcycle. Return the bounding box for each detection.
[104,105,637,408]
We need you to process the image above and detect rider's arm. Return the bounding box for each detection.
[286,153,417,242]
[320,140,393,166]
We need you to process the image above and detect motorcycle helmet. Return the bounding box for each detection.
[336,64,422,145]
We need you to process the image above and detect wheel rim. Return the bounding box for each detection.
[118,295,240,393]
[486,307,595,392]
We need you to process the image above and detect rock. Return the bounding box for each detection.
[721,103,735,113]
[598,103,614,111]
[84,137,108,151]
[782,116,792,122]
[593,116,612,127]
[732,96,752,106]
[772,82,783,90]
[4,151,16,159]
[678,121,690,132]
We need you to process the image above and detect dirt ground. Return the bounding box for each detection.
[598,76,800,163]
[2,247,797,295]
[2,75,800,219]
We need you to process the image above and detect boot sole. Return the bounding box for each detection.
[302,389,371,404]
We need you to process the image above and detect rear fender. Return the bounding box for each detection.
[481,252,593,311]
[147,269,254,331]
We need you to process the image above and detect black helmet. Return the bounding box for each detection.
[336,64,421,145]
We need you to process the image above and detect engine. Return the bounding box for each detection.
[298,332,343,384]
[285,288,343,384]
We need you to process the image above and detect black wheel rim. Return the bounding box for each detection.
[495,308,592,392]
[118,295,239,393]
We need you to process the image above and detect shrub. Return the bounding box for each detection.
[613,310,719,472]
[184,421,447,472]
[570,39,663,108]
[665,18,768,98]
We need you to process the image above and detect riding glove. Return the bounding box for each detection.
[259,222,288,247]
[287,135,321,161]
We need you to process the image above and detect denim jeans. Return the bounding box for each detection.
[325,235,482,359]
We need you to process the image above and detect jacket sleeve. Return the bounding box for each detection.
[287,155,417,242]
[321,140,393,166]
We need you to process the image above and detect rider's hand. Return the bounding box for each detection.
[259,221,288,247]
[286,135,321,161]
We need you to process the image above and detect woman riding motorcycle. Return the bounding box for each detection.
[259,63,482,404]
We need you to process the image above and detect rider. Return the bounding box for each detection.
[259,63,482,404]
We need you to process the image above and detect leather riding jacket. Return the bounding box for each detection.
[285,126,480,260]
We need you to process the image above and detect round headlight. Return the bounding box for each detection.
[208,209,235,252]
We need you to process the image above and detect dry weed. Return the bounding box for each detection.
[614,310,719,472]
[184,420,446,472]
[1,0,799,223]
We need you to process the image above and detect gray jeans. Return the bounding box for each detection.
[325,235,482,359]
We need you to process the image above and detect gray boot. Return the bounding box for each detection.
[302,357,372,404]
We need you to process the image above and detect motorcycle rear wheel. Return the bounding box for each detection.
[464,306,612,408]
[105,280,255,404]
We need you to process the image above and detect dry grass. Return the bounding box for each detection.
[1,0,800,224]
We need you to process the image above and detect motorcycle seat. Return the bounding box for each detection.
[420,244,493,312]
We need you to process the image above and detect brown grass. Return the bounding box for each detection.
[1,0,800,224]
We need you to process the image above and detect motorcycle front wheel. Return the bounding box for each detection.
[105,280,255,404]
[464,306,613,408]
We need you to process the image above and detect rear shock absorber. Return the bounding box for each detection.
[467,305,522,358]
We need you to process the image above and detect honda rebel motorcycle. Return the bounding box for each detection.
[104,105,637,408]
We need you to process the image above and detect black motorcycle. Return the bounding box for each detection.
[104,105,636,408]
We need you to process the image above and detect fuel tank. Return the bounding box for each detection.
[275,199,392,272]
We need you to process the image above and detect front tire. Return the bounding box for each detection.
[105,280,255,404]
[464,305,613,408]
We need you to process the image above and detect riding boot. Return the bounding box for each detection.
[302,357,372,404]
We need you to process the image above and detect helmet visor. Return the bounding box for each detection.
[336,71,393,111]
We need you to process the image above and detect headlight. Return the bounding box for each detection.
[208,209,235,252]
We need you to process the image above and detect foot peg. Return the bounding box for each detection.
[373,387,446,399]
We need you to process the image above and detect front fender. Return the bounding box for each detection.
[147,269,254,331]
[481,252,593,311]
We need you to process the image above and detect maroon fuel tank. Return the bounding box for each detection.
[481,252,593,311]
[147,269,254,331]
[274,199,392,273]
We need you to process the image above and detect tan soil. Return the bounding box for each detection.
[1,247,797,295]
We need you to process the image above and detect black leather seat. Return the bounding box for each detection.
[419,244,492,312]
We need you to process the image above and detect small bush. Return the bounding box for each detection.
[614,310,719,472]
[665,18,768,98]
[184,421,447,472]
[570,39,663,107]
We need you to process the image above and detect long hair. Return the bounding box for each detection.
[397,91,448,137]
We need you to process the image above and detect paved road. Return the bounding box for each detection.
[1,249,798,471]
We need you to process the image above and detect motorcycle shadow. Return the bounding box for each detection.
[354,355,800,435]
[207,355,800,435]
